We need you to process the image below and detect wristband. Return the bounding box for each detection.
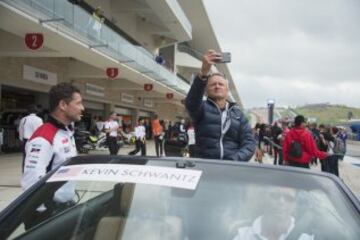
[198,72,209,81]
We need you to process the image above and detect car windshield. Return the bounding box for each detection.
[2,159,360,240]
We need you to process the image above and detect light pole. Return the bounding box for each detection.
[267,99,275,125]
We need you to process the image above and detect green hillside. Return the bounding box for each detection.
[294,104,360,124]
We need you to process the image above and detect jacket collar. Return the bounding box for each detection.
[206,98,237,111]
[47,115,72,131]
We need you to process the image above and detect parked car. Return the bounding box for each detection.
[0,155,360,240]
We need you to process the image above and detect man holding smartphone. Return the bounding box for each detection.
[185,50,256,161]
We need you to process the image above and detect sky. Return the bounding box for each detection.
[204,0,360,108]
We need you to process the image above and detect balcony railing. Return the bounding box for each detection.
[2,0,190,95]
[172,73,190,94]
[177,43,203,61]
[166,0,192,38]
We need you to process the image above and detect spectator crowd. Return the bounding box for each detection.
[253,116,348,177]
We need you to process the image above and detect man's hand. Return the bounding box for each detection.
[200,50,222,76]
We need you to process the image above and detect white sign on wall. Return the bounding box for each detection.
[139,111,151,117]
[121,93,134,103]
[114,107,132,115]
[23,65,57,85]
[86,83,105,97]
[143,98,153,108]
[83,100,104,110]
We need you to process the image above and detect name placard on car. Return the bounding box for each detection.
[47,164,202,190]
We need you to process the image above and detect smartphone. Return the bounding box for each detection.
[219,52,231,63]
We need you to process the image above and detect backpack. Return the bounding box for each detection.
[333,137,346,154]
[288,130,304,158]
[289,140,303,158]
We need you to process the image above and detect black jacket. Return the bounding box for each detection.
[185,76,256,161]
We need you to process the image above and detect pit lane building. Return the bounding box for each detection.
[0,0,242,151]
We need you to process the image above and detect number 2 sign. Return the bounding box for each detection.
[25,33,44,50]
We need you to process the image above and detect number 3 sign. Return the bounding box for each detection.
[106,68,119,79]
[25,33,44,50]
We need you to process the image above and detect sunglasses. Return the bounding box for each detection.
[269,192,296,202]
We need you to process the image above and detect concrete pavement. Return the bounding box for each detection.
[1,141,360,212]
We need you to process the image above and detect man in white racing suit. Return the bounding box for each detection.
[129,118,146,156]
[18,104,43,172]
[21,83,84,229]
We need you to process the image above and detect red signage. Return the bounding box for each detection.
[144,84,153,91]
[166,93,174,99]
[106,68,119,78]
[25,33,44,50]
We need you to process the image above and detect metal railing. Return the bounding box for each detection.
[177,43,203,61]
[2,0,190,95]
[174,77,190,93]
[166,0,192,37]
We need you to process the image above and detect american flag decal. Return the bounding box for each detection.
[55,166,83,177]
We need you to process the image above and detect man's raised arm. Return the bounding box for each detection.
[185,50,222,121]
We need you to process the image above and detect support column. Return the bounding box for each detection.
[132,109,139,129]
[104,103,113,118]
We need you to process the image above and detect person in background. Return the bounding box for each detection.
[309,123,321,166]
[18,105,43,172]
[145,119,152,140]
[317,124,332,172]
[129,118,146,156]
[155,53,165,65]
[187,122,196,157]
[95,116,104,133]
[159,120,166,156]
[264,125,272,154]
[167,121,173,139]
[178,119,188,143]
[116,114,123,130]
[327,127,341,176]
[104,112,120,155]
[163,119,170,139]
[282,115,328,169]
[89,115,98,135]
[281,121,290,140]
[338,127,348,159]
[152,114,164,157]
[253,124,263,164]
[88,6,105,39]
[258,124,266,153]
[271,122,283,165]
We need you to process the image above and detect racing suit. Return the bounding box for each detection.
[21,115,77,202]
[18,113,43,172]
